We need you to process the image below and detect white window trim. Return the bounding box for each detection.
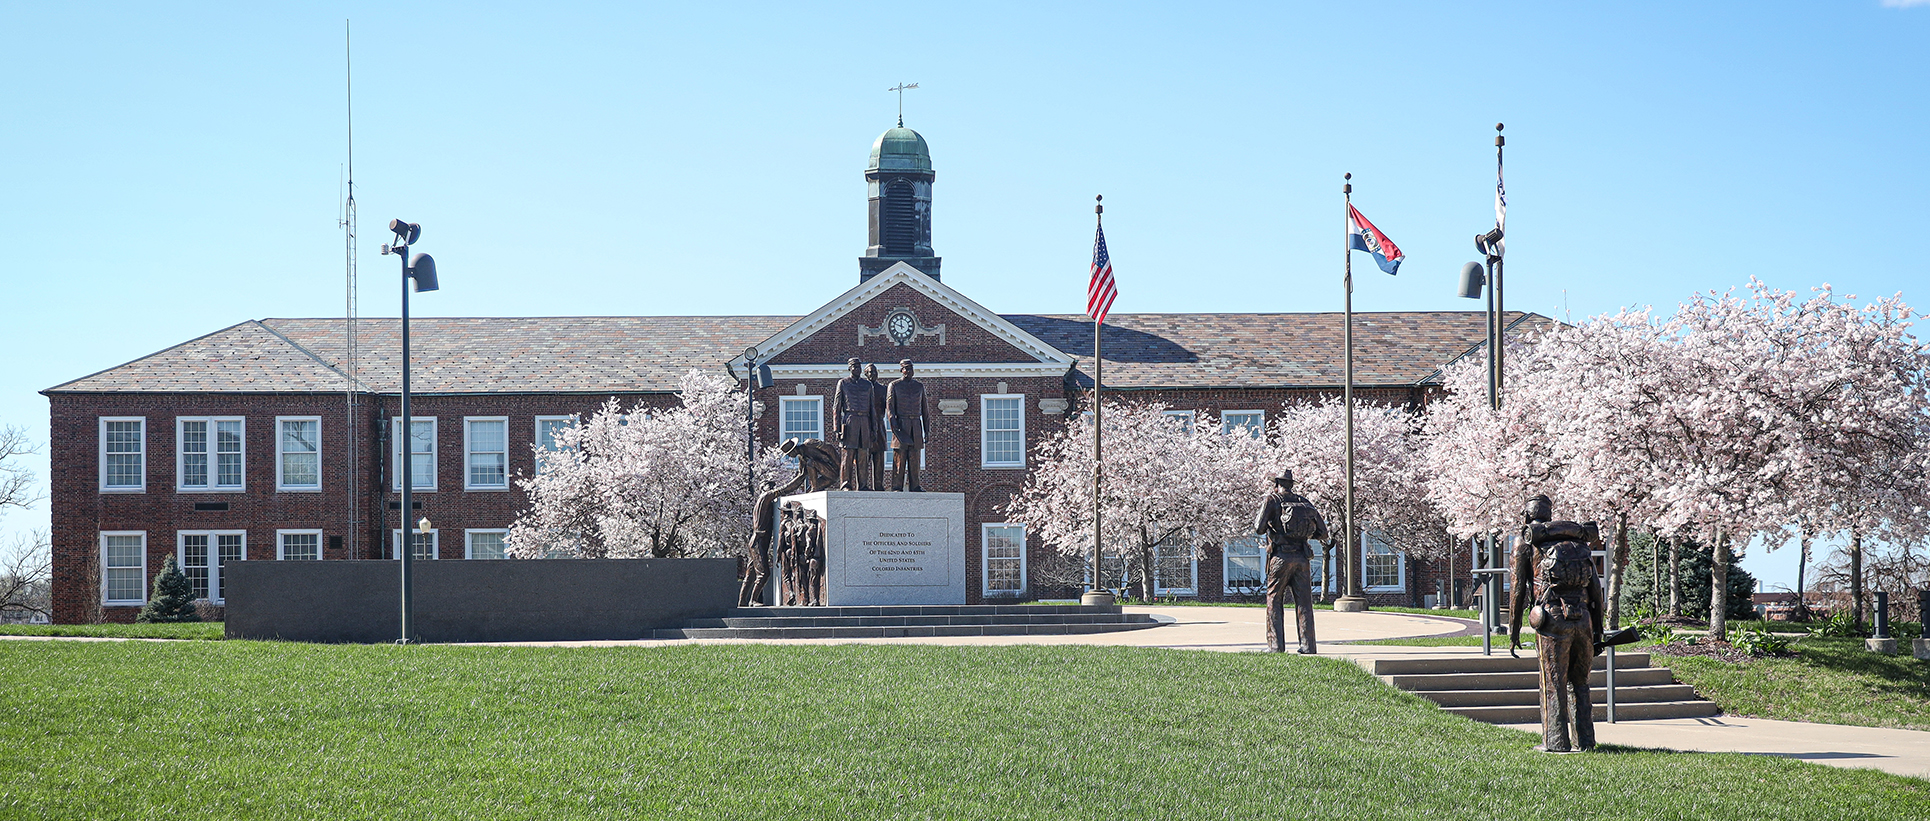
[1154,543,1199,597]
[98,417,146,493]
[1361,531,1407,593]
[176,530,246,604]
[1220,410,1265,437]
[275,529,325,561]
[778,395,824,444]
[979,393,1027,469]
[275,416,323,492]
[465,528,509,560]
[391,529,441,560]
[175,416,246,493]
[1221,537,1266,595]
[100,531,147,605]
[390,416,438,492]
[464,416,511,491]
[1162,409,1197,428]
[533,415,578,475]
[980,523,1027,597]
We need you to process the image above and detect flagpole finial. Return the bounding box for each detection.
[1495,122,1504,147]
[1343,173,1352,196]
[1095,194,1102,216]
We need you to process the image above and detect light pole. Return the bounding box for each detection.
[1458,123,1507,654]
[383,219,437,644]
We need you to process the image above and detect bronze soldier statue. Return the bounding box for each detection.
[779,438,842,492]
[778,503,803,606]
[804,510,826,606]
[885,359,930,492]
[1254,468,1329,653]
[1510,494,1603,752]
[832,358,882,490]
[740,474,808,606]
[863,363,888,491]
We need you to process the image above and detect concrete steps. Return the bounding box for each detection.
[654,604,1164,640]
[1363,650,1721,723]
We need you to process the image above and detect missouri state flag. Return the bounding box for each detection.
[1347,204,1405,275]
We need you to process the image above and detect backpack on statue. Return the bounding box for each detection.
[1281,500,1323,540]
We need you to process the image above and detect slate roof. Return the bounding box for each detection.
[1012,311,1546,389]
[44,311,1542,394]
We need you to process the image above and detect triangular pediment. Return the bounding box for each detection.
[732,263,1074,377]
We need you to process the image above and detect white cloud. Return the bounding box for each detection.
[1881,0,1930,8]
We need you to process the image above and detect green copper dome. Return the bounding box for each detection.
[868,126,932,173]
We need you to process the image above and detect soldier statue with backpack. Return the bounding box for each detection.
[1253,468,1331,653]
[1509,494,1604,752]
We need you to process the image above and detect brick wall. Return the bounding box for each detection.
[50,379,1453,620]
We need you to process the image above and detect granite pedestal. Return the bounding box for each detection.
[781,490,966,606]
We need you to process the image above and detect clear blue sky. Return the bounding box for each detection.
[4,2,1926,591]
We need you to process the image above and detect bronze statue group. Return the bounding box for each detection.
[1254,473,1636,753]
[736,357,933,609]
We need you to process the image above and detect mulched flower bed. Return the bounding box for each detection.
[1648,637,1757,663]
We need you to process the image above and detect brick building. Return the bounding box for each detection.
[45,124,1534,623]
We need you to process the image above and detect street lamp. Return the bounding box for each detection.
[1459,124,1508,654]
[383,218,437,645]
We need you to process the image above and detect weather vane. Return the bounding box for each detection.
[888,82,919,126]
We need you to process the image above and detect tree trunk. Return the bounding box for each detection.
[1137,541,1157,602]
[1652,532,1661,620]
[1794,529,1810,621]
[1446,535,1456,609]
[1606,513,1629,629]
[1668,537,1682,618]
[1709,531,1730,639]
[1850,528,1865,627]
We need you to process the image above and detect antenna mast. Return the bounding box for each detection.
[340,20,361,559]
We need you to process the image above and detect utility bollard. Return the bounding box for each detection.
[1866,591,1897,655]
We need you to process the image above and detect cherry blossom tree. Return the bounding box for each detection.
[1267,397,1442,596]
[508,370,790,559]
[1004,401,1263,601]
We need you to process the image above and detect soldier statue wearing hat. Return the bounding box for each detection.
[1254,468,1330,653]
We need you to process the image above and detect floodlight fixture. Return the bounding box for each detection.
[1457,261,1486,299]
[407,252,438,292]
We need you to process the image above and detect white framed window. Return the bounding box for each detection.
[779,396,823,446]
[1154,537,1198,596]
[1362,531,1406,592]
[464,417,509,490]
[980,394,1025,468]
[465,529,508,560]
[1222,536,1266,595]
[534,415,577,475]
[390,529,440,561]
[276,529,322,561]
[276,417,322,491]
[100,417,146,492]
[982,523,1026,597]
[1221,410,1265,438]
[178,530,245,603]
[1162,409,1197,432]
[176,417,245,492]
[101,532,146,604]
[390,417,437,491]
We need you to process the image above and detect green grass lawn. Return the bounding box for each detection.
[1663,636,1930,732]
[0,621,225,640]
[4,641,1924,819]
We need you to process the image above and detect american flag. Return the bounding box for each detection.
[1087,223,1117,323]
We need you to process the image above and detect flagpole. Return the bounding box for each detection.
[1084,195,1113,607]
[1336,174,1367,613]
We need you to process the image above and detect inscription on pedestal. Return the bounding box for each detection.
[846,517,951,587]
